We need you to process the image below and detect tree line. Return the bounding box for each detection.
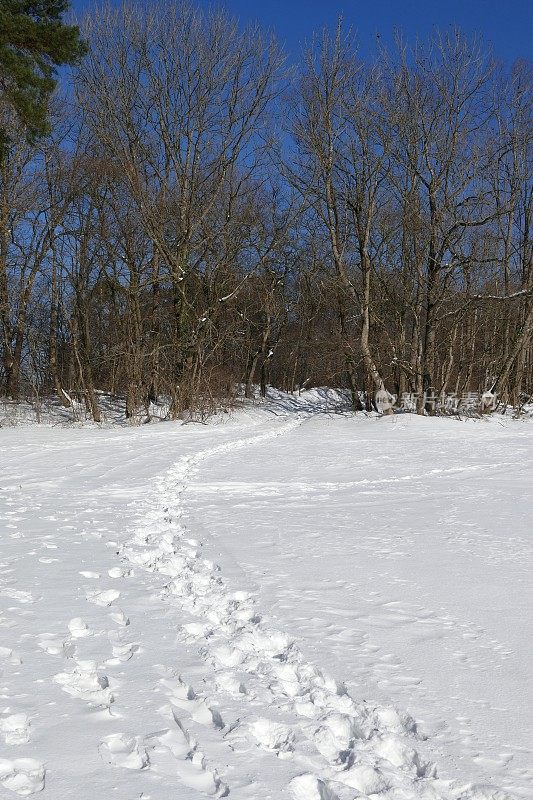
[0,1,531,419]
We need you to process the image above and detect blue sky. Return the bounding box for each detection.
[71,0,532,64]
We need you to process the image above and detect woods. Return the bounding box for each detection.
[0,1,531,419]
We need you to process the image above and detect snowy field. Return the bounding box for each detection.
[0,392,531,799]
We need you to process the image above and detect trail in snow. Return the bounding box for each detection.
[0,394,531,798]
[118,410,525,800]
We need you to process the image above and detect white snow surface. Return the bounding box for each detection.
[0,389,531,799]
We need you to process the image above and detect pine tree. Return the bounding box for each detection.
[0,0,86,148]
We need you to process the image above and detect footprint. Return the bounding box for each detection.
[194,701,224,729]
[374,736,435,777]
[147,723,195,760]
[146,724,228,797]
[0,714,30,745]
[0,758,45,795]
[86,589,120,607]
[37,634,73,657]
[339,763,390,793]
[170,697,223,730]
[107,631,139,664]
[370,706,418,736]
[54,660,114,709]
[250,718,294,758]
[215,672,248,697]
[289,773,340,800]
[108,567,132,578]
[68,618,91,638]
[0,647,22,665]
[162,678,223,728]
[182,622,213,639]
[161,676,196,702]
[312,711,367,763]
[99,733,149,770]
[109,610,130,626]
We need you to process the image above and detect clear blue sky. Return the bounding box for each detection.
[71,0,532,64]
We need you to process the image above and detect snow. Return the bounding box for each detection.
[0,391,531,799]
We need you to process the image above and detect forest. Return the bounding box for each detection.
[1,1,532,419]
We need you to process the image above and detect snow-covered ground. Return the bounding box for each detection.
[0,391,531,799]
